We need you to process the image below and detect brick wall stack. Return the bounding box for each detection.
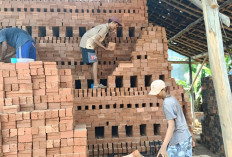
[201,76,232,157]
[0,0,148,61]
[75,26,193,156]
[0,62,88,156]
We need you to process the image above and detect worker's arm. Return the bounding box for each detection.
[157,119,175,157]
[94,35,113,51]
[0,41,8,61]
[4,50,16,60]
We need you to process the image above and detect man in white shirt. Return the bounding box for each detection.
[80,17,121,88]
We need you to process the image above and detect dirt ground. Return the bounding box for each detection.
[193,135,217,157]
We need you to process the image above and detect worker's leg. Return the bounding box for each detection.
[16,41,36,60]
[92,61,98,86]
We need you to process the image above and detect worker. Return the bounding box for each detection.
[0,27,36,62]
[80,17,121,89]
[149,80,192,157]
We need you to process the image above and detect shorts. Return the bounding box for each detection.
[167,136,192,157]
[81,48,98,64]
[16,40,36,60]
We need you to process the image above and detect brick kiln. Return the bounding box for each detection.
[0,0,192,156]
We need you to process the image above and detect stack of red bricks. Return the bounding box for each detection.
[201,76,232,157]
[75,26,193,156]
[0,0,193,156]
[0,61,73,112]
[0,62,88,156]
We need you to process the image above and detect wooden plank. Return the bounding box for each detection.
[201,0,232,156]
[189,0,230,26]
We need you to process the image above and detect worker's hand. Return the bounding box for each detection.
[157,146,168,157]
[105,47,114,51]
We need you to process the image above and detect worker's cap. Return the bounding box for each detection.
[149,80,166,95]
[110,17,122,26]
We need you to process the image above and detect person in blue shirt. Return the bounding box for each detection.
[0,27,36,62]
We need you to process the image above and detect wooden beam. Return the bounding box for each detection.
[168,17,204,43]
[168,61,199,64]
[189,55,208,91]
[191,52,208,60]
[189,0,231,27]
[168,0,231,43]
[202,0,232,156]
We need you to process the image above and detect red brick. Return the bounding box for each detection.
[61,131,73,139]
[3,144,10,153]
[16,62,29,69]
[47,140,54,148]
[31,111,38,120]
[33,149,46,157]
[37,110,45,119]
[31,127,39,135]
[18,134,32,142]
[5,98,12,105]
[12,83,19,91]
[35,103,47,110]
[17,119,31,128]
[74,125,87,138]
[67,138,74,146]
[15,112,23,121]
[51,110,59,118]
[2,69,10,77]
[2,129,10,137]
[9,113,16,121]
[74,146,86,153]
[61,146,73,154]
[10,129,17,137]
[23,112,31,120]
[10,143,17,152]
[45,110,52,118]
[33,96,41,104]
[29,61,43,69]
[18,143,25,151]
[66,108,73,117]
[74,138,87,146]
[53,139,61,148]
[61,139,68,147]
[37,68,44,75]
[46,76,59,82]
[1,114,9,122]
[59,109,66,117]
[24,128,32,135]
[32,119,45,128]
[3,105,19,113]
[30,68,37,75]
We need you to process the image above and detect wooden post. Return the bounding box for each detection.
[189,57,194,118]
[201,0,232,156]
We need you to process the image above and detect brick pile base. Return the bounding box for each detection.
[0,62,87,157]
[201,76,232,157]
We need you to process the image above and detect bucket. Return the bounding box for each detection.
[11,58,18,63]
